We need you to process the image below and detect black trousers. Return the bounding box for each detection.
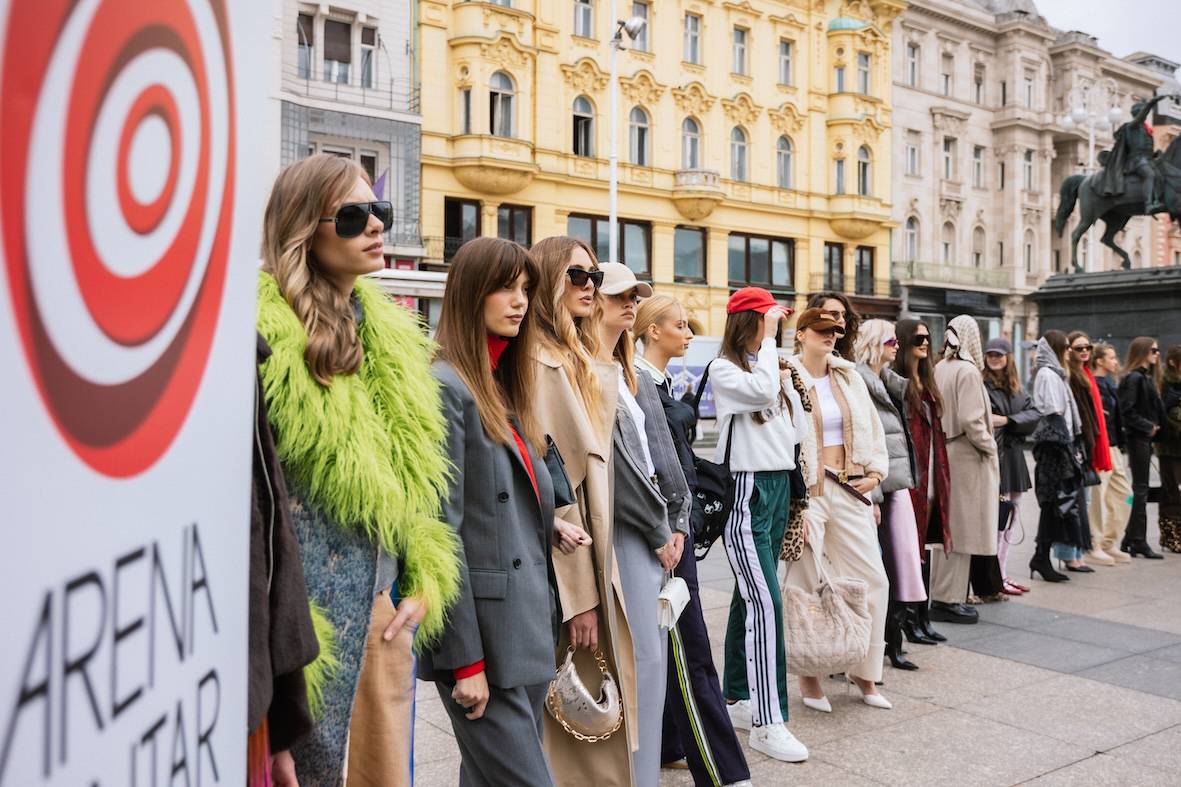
[1125,436,1153,545]
[1161,456,1181,520]
[661,529,750,786]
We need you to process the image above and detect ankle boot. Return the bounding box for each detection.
[915,602,947,643]
[886,602,919,670]
[900,603,938,645]
[1029,542,1069,582]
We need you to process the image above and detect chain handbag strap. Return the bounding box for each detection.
[545,647,624,743]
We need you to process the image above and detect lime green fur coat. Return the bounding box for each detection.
[256,271,460,649]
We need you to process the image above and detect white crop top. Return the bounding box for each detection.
[813,375,844,448]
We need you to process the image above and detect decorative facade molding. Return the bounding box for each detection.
[940,198,963,220]
[930,106,969,135]
[768,102,806,134]
[619,70,666,105]
[560,58,609,93]
[721,93,763,125]
[851,115,887,142]
[672,82,717,115]
[479,34,531,69]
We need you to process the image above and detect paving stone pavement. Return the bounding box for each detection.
[412,476,1181,786]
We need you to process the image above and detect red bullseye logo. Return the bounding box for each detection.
[0,0,236,477]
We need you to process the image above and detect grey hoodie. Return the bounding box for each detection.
[1032,338,1081,436]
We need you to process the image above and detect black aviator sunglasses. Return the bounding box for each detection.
[319,201,393,238]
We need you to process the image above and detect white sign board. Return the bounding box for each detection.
[0,0,265,784]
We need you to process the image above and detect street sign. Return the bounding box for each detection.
[0,1,266,784]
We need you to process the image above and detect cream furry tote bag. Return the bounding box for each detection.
[782,547,871,676]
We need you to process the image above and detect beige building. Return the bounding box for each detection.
[891,0,1164,359]
[417,0,908,336]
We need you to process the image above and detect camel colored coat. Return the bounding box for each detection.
[533,346,638,787]
[934,358,1001,556]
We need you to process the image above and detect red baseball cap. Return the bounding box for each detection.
[727,287,791,315]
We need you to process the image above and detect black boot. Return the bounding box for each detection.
[886,602,919,670]
[1029,542,1069,581]
[1127,541,1164,559]
[900,603,938,645]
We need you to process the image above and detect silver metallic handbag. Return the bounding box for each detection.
[545,647,623,742]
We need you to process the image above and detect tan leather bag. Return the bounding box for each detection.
[781,548,871,677]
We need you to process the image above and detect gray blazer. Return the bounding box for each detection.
[633,369,692,537]
[419,361,558,689]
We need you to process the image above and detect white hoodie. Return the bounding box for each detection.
[711,338,806,472]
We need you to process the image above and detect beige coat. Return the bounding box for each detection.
[533,346,637,787]
[934,358,1000,556]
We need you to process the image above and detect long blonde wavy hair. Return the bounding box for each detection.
[262,154,369,386]
[528,236,602,413]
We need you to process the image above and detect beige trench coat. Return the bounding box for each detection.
[533,347,637,787]
[934,358,1001,556]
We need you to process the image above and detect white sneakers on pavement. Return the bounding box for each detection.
[726,699,752,731]
[750,723,809,762]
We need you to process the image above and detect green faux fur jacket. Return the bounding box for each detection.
[256,271,460,649]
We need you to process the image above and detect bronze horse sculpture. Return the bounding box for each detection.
[1055,132,1181,272]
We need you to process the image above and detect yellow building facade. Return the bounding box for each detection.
[419,0,905,335]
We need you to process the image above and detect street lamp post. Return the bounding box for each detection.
[608,7,647,265]
[1061,103,1124,272]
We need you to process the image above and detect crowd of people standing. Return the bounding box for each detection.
[245,155,1181,786]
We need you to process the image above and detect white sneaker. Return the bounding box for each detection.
[726,699,752,731]
[750,723,809,762]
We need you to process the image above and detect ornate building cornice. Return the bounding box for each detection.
[560,58,608,94]
[721,93,763,125]
[672,82,717,115]
[619,70,666,106]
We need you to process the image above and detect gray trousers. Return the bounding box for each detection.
[437,680,555,787]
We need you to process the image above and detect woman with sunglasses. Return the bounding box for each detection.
[1157,345,1181,553]
[256,154,460,785]
[982,338,1039,595]
[806,291,860,361]
[711,288,809,762]
[1061,331,1110,569]
[929,316,1000,624]
[418,237,572,786]
[1090,344,1133,562]
[526,236,636,787]
[891,319,951,645]
[589,264,690,786]
[853,320,925,670]
[1118,337,1167,558]
[786,307,891,710]
[634,296,753,786]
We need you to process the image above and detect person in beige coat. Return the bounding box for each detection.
[931,315,1000,624]
[528,236,638,787]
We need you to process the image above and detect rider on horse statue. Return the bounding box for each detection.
[1097,94,1167,215]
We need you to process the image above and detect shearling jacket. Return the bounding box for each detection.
[856,363,916,502]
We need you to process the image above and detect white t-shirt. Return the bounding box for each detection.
[618,369,655,476]
[814,375,844,448]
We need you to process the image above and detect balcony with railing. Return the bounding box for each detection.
[893,260,1011,291]
[282,60,420,113]
[672,169,724,220]
[808,272,891,298]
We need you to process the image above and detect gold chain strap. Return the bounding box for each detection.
[545,648,623,743]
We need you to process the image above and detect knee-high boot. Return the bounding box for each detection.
[886,600,918,670]
[912,551,946,643]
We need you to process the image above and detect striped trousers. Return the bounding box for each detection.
[722,471,791,727]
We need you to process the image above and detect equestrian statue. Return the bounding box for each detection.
[1055,94,1181,271]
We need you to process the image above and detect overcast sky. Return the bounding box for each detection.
[1034,0,1181,65]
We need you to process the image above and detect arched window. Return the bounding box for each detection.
[629,106,650,166]
[905,217,919,260]
[941,221,956,264]
[681,117,701,169]
[572,95,595,157]
[1023,229,1035,272]
[972,226,986,268]
[857,146,871,196]
[776,136,793,189]
[490,71,515,137]
[730,127,749,181]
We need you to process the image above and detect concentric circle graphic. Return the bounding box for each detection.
[1,0,237,477]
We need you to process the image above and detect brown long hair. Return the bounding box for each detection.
[262,154,368,385]
[592,296,638,394]
[435,237,543,451]
[1090,342,1116,373]
[982,352,1021,394]
[720,310,786,423]
[1066,331,1092,390]
[1124,336,1162,387]
[528,236,602,413]
[807,291,860,361]
[893,318,942,415]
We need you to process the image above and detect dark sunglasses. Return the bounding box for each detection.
[912,334,931,347]
[566,267,604,289]
[1071,344,1093,352]
[883,337,898,348]
[1150,347,1161,354]
[319,201,393,238]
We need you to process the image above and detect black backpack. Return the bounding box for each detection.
[684,362,739,561]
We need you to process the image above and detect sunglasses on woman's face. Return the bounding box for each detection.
[883,337,898,348]
[1151,347,1161,355]
[566,267,605,289]
[912,334,931,347]
[319,201,393,238]
[1071,344,1092,353]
